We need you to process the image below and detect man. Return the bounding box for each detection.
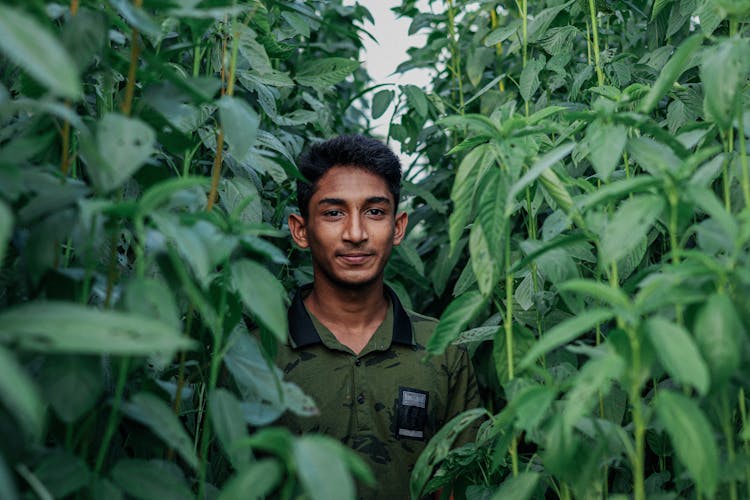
[277,135,479,498]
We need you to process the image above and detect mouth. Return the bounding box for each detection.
[337,252,374,265]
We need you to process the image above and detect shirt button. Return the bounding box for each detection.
[355,359,361,366]
[357,394,365,404]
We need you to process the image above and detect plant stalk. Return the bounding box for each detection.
[94,357,130,474]
[587,0,605,86]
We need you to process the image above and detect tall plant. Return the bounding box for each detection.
[0,0,381,497]
[385,0,750,498]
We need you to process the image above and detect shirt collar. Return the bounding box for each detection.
[287,283,414,349]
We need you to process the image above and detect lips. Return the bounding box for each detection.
[337,252,374,265]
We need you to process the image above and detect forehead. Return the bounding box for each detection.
[312,166,392,201]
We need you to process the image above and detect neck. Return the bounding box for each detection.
[304,276,389,354]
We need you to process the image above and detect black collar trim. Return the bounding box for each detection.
[288,283,415,348]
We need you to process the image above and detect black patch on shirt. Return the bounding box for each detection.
[396,386,428,441]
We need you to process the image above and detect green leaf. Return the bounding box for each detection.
[626,137,682,175]
[587,121,627,181]
[395,240,425,276]
[0,6,81,99]
[519,55,545,102]
[403,84,429,117]
[645,317,709,396]
[217,459,283,500]
[111,459,193,500]
[218,96,259,159]
[137,177,209,214]
[34,450,90,498]
[0,201,12,265]
[0,454,18,500]
[39,355,103,423]
[693,293,744,388]
[701,37,750,131]
[599,195,665,266]
[512,385,557,433]
[506,143,575,216]
[476,168,509,257]
[0,345,45,439]
[576,176,661,211]
[558,279,631,312]
[469,223,498,297]
[110,0,161,38]
[562,349,624,429]
[210,389,252,470]
[224,328,317,424]
[219,177,262,224]
[0,302,194,354]
[640,35,702,113]
[491,472,539,499]
[410,408,486,499]
[426,291,487,355]
[449,145,493,253]
[295,57,360,89]
[121,392,199,469]
[519,309,614,369]
[87,113,156,193]
[231,259,287,342]
[484,19,521,46]
[294,435,356,500]
[372,89,395,119]
[654,391,719,497]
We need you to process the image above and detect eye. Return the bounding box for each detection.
[323,210,344,218]
[366,208,386,217]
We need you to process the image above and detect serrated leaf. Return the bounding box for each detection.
[372,89,395,119]
[640,35,702,113]
[587,121,627,181]
[476,168,508,256]
[654,391,719,497]
[218,459,283,500]
[701,37,750,131]
[693,293,744,388]
[449,145,492,253]
[295,58,359,89]
[646,317,709,395]
[426,291,487,355]
[599,195,665,266]
[0,6,81,99]
[411,408,486,499]
[485,19,521,46]
[519,55,545,102]
[403,84,430,117]
[395,240,425,276]
[111,459,193,500]
[519,309,614,369]
[469,223,498,297]
[506,143,575,216]
[231,259,287,342]
[218,96,259,159]
[110,0,161,38]
[121,392,199,469]
[0,302,193,354]
[87,113,156,193]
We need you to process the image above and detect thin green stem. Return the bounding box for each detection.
[587,0,605,86]
[721,390,738,500]
[738,388,750,500]
[738,105,749,207]
[626,325,645,500]
[446,0,465,113]
[197,267,229,498]
[94,357,130,474]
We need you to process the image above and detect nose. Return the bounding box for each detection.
[343,213,368,244]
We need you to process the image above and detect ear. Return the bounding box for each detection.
[288,213,309,249]
[392,211,408,246]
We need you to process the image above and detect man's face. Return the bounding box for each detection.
[288,165,408,289]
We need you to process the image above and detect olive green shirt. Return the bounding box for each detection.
[275,284,480,499]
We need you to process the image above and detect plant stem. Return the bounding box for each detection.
[626,325,645,500]
[121,1,143,117]
[94,357,130,474]
[503,222,519,477]
[738,105,749,207]
[446,0,465,113]
[489,8,505,92]
[587,0,605,86]
[738,388,750,500]
[197,268,229,498]
[721,390,738,500]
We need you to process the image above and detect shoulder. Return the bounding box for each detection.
[405,309,438,343]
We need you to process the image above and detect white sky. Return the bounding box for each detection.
[356,1,431,140]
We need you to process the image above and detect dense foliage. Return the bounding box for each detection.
[0,0,749,499]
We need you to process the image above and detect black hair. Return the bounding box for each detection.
[296,135,402,219]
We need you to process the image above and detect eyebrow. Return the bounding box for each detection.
[317,196,392,206]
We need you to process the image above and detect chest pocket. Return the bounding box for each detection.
[396,386,429,440]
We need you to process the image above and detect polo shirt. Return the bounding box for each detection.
[275,284,480,499]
